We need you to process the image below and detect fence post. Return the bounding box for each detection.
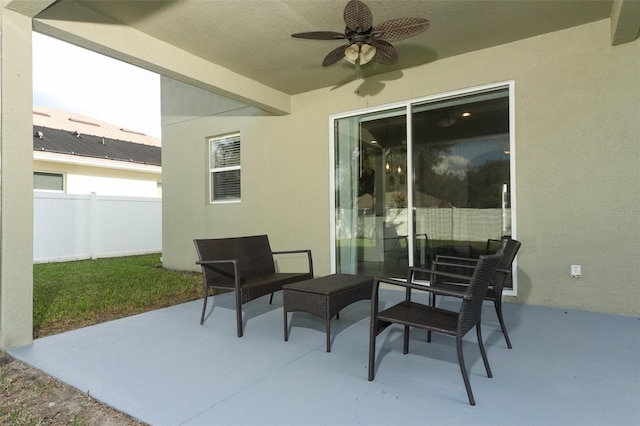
[90,192,98,260]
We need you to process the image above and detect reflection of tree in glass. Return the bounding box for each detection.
[467,159,509,208]
[413,141,508,208]
[413,141,458,205]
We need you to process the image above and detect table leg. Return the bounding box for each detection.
[284,310,289,342]
[326,318,331,352]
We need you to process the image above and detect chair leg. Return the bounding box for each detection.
[476,324,493,378]
[200,286,209,325]
[269,292,274,304]
[368,319,377,381]
[494,298,512,349]
[456,337,476,406]
[427,294,436,343]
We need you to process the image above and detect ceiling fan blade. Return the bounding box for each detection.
[370,39,398,64]
[373,17,430,40]
[322,45,349,66]
[344,0,373,33]
[292,31,346,40]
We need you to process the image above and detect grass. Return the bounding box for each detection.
[33,253,204,338]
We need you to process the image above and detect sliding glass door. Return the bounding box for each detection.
[412,88,511,262]
[332,83,514,289]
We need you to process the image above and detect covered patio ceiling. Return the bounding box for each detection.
[21,0,639,98]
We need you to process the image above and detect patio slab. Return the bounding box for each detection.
[9,289,640,426]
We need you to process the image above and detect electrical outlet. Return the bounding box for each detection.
[570,264,582,278]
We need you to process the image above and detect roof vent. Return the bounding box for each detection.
[69,117,100,127]
[33,110,51,117]
[72,131,81,137]
[120,128,146,136]
[35,131,44,139]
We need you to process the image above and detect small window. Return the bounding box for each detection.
[209,133,240,202]
[34,172,64,191]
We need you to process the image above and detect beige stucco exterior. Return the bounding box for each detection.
[0,7,34,349]
[0,2,638,349]
[161,19,639,317]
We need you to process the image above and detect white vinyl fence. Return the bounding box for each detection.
[34,192,161,263]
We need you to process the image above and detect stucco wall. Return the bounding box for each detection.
[0,9,34,349]
[162,19,639,316]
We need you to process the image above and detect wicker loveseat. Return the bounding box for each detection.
[194,235,313,337]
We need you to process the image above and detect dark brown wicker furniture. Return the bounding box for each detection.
[368,252,503,406]
[194,235,313,337]
[283,274,373,352]
[431,237,521,348]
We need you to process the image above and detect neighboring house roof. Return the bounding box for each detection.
[33,108,161,166]
[33,107,160,146]
[34,126,161,166]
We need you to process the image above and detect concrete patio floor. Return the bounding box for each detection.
[9,288,640,426]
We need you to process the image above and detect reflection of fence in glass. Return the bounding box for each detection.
[339,207,510,242]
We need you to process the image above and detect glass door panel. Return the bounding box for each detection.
[411,88,511,271]
[334,107,408,277]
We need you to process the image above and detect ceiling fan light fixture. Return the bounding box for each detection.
[344,42,377,65]
[344,44,360,63]
[360,43,376,64]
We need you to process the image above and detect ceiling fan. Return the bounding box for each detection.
[292,0,429,67]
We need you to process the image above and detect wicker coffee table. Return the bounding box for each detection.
[283,273,373,352]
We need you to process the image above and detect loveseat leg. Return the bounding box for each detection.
[236,294,244,337]
[200,289,208,325]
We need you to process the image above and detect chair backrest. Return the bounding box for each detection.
[194,235,276,287]
[458,251,503,335]
[492,238,522,293]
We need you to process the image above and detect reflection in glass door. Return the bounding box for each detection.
[412,88,511,263]
[334,108,408,277]
[333,85,513,282]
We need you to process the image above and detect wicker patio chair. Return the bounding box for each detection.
[431,237,521,348]
[368,251,503,406]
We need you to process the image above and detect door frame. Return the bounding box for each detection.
[329,80,517,296]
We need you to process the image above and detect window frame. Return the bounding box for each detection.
[33,171,65,192]
[208,132,241,204]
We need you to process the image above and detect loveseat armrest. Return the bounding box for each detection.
[196,259,241,291]
[272,249,313,277]
[196,259,237,266]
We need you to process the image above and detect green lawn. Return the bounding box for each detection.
[33,254,203,338]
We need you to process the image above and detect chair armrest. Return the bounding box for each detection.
[408,266,474,283]
[435,254,479,264]
[432,260,476,272]
[374,275,472,300]
[272,249,314,276]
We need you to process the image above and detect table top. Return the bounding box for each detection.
[283,273,373,295]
